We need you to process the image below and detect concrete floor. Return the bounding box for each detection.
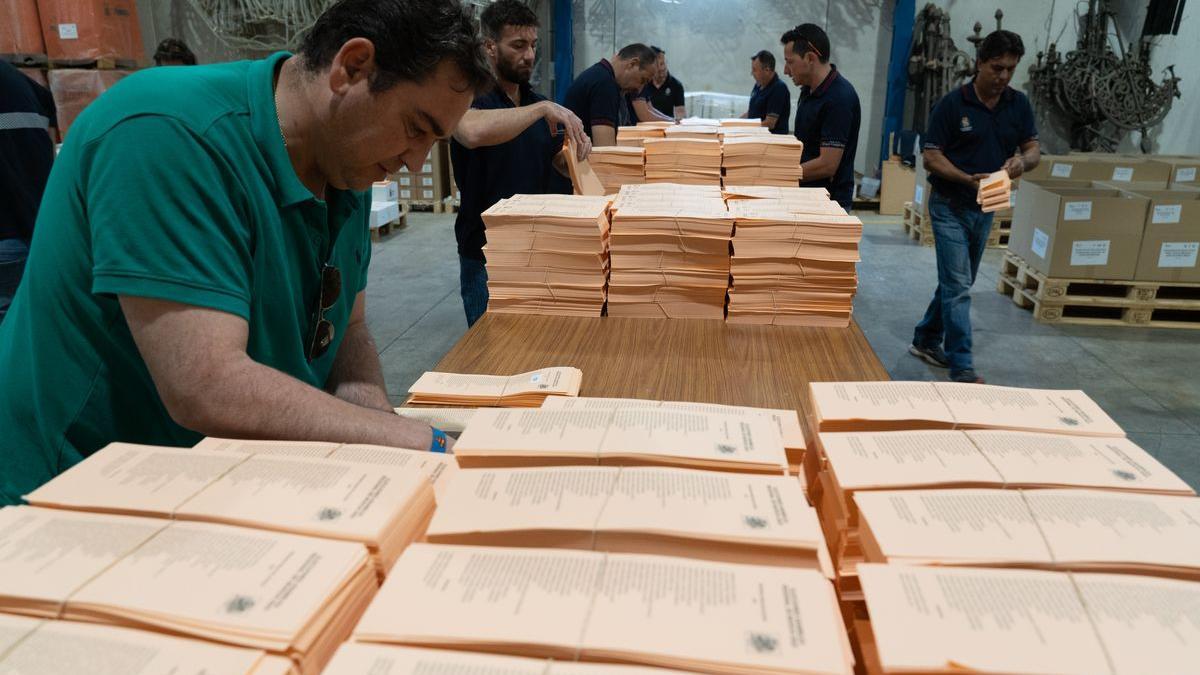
[366,211,1200,488]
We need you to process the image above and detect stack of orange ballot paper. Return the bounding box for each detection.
[589,146,645,194]
[643,138,722,185]
[721,135,805,186]
[977,169,1011,212]
[407,366,583,407]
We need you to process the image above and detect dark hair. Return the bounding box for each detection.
[616,43,657,68]
[781,23,830,64]
[480,0,539,40]
[154,38,196,66]
[977,29,1025,62]
[299,0,492,94]
[651,45,665,56]
[751,49,775,70]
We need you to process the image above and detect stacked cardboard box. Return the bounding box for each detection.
[1130,189,1200,282]
[370,181,401,231]
[47,67,128,137]
[393,141,449,204]
[878,158,915,215]
[608,183,732,319]
[37,0,143,64]
[1,0,45,60]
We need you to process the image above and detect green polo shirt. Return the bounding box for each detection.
[0,52,372,504]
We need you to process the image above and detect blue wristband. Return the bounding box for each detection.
[430,428,449,453]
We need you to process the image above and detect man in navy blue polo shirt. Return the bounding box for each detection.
[745,50,789,135]
[910,30,1040,384]
[450,0,590,326]
[782,24,860,212]
[563,43,657,147]
[631,47,683,123]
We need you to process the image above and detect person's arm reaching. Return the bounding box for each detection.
[453,101,589,160]
[763,113,780,130]
[632,98,673,123]
[924,147,988,190]
[800,147,844,182]
[592,124,617,147]
[324,291,391,412]
[120,296,448,451]
[1001,139,1040,178]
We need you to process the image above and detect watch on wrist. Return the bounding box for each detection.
[430,427,449,453]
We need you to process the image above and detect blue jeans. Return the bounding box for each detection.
[0,238,30,325]
[913,193,993,374]
[459,255,488,327]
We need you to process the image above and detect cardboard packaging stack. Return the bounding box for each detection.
[607,183,733,319]
[406,366,583,407]
[37,0,143,63]
[393,141,449,203]
[47,68,128,137]
[725,190,862,327]
[589,146,645,194]
[1,0,44,58]
[1130,189,1200,282]
[642,138,722,185]
[616,125,664,147]
[369,180,401,231]
[722,135,805,187]
[480,194,612,316]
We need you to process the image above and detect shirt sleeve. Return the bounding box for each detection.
[86,115,255,320]
[766,84,789,120]
[588,79,621,129]
[672,80,686,107]
[922,95,954,151]
[1018,94,1039,144]
[634,84,652,101]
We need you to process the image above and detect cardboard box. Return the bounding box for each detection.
[390,142,450,202]
[48,67,128,136]
[37,0,143,62]
[1149,156,1200,189]
[879,159,915,215]
[2,0,45,57]
[369,201,400,229]
[371,180,398,203]
[1128,190,1200,283]
[1009,181,1150,280]
[1026,155,1171,188]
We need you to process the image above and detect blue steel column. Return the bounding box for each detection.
[553,0,574,103]
[879,0,916,165]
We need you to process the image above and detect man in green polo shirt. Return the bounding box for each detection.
[0,0,493,504]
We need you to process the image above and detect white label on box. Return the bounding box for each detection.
[1071,240,1110,266]
[1063,201,1093,221]
[399,189,413,199]
[421,190,434,199]
[914,184,925,205]
[398,176,411,186]
[1010,192,1016,207]
[1159,242,1199,268]
[421,177,433,187]
[58,23,79,39]
[1152,204,1183,224]
[1032,228,1049,259]
[422,163,433,173]
[1051,163,1073,178]
[1176,167,1197,183]
[1111,166,1134,182]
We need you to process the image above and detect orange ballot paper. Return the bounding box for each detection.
[408,367,583,407]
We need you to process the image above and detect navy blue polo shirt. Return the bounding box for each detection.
[747,74,790,135]
[638,73,685,118]
[563,59,628,140]
[924,81,1038,206]
[451,83,566,261]
[795,66,860,210]
[1,62,56,242]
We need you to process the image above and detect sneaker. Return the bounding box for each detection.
[908,343,949,368]
[950,369,986,384]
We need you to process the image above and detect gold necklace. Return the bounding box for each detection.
[274,78,288,149]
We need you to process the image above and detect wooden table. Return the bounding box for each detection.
[434,315,889,428]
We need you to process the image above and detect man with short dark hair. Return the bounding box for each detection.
[745,50,789,134]
[450,0,589,326]
[782,23,860,212]
[153,38,197,66]
[632,47,684,122]
[0,0,494,504]
[910,29,1039,384]
[563,43,657,146]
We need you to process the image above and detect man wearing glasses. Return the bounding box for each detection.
[0,0,491,505]
[781,24,860,213]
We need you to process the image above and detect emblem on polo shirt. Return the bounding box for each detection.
[665,87,671,95]
[960,115,973,132]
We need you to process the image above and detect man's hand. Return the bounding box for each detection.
[969,173,992,190]
[538,101,590,160]
[1002,155,1025,179]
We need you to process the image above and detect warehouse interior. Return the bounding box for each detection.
[3,0,1200,672]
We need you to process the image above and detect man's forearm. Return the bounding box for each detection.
[1020,144,1041,172]
[453,104,544,148]
[923,150,973,186]
[326,319,392,412]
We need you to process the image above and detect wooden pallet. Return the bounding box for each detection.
[369,210,408,242]
[48,56,139,70]
[442,196,460,213]
[402,199,450,213]
[2,53,48,67]
[901,202,934,245]
[996,252,1200,328]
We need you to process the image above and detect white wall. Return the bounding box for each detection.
[569,0,1200,175]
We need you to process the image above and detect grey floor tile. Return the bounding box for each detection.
[1127,432,1200,491]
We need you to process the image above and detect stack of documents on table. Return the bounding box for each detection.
[0,614,295,675]
[617,125,664,147]
[719,126,772,139]
[0,506,377,675]
[722,135,805,187]
[725,194,848,218]
[394,406,478,434]
[680,117,720,126]
[589,146,645,194]
[637,120,675,130]
[719,118,763,128]
[977,169,1011,213]
[24,442,435,579]
[643,138,722,185]
[853,488,1200,578]
[857,564,1200,674]
[542,395,807,474]
[727,199,862,327]
[481,194,612,316]
[811,429,1193,593]
[608,183,734,319]
[191,437,457,499]
[663,123,719,141]
[453,406,789,474]
[808,381,1125,436]
[351,543,855,675]
[425,466,831,573]
[407,367,583,407]
[725,185,829,200]
[325,644,693,675]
